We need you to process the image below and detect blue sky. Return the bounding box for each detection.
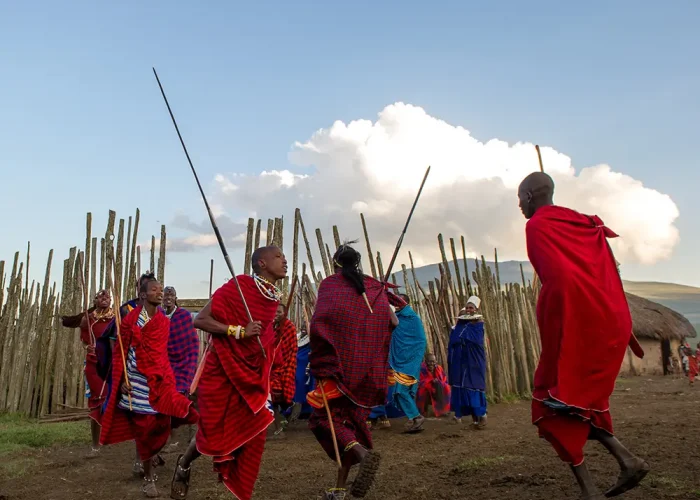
[1,1,699,297]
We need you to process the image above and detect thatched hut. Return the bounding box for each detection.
[621,293,697,376]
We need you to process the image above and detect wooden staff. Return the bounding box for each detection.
[108,245,132,410]
[319,381,342,469]
[152,67,265,359]
[189,262,216,395]
[535,144,544,173]
[77,258,96,346]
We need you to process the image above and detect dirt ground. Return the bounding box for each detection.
[2,376,700,500]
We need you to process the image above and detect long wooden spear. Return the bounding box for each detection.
[383,166,431,283]
[152,68,264,358]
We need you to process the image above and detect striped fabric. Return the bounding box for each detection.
[118,308,156,414]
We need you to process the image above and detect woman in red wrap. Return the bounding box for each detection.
[61,289,114,457]
[170,246,287,500]
[519,172,649,500]
[307,242,401,500]
[100,276,198,498]
[270,303,298,438]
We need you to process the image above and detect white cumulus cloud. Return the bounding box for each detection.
[171,102,680,271]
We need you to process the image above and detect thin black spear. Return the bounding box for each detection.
[383,166,431,283]
[152,67,265,358]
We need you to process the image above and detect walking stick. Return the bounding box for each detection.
[319,381,342,469]
[152,67,265,359]
[189,265,216,395]
[108,250,132,410]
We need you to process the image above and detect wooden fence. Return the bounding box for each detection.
[0,209,166,416]
[0,207,540,416]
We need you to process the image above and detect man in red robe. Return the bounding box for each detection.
[519,172,649,499]
[61,289,114,457]
[170,246,287,500]
[270,303,298,438]
[306,242,401,499]
[100,275,198,498]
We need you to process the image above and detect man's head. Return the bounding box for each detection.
[139,273,163,306]
[425,353,437,371]
[251,246,287,282]
[397,293,410,311]
[275,303,286,324]
[94,289,111,309]
[517,172,555,219]
[163,286,177,310]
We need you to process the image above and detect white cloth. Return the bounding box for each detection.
[467,295,481,309]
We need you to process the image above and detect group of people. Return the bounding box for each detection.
[676,342,700,384]
[62,171,652,500]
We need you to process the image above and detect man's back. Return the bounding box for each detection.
[526,204,632,410]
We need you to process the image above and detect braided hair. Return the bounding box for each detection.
[332,241,365,296]
[138,272,157,294]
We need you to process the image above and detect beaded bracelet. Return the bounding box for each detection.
[226,325,247,339]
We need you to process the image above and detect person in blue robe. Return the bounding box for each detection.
[389,294,427,432]
[448,295,488,428]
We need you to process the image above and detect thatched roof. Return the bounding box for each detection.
[626,293,696,340]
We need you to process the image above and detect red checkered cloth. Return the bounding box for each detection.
[309,274,394,408]
[80,317,112,422]
[309,397,373,461]
[195,275,278,500]
[167,307,199,393]
[271,318,298,406]
[100,306,198,460]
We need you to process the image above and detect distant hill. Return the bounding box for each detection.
[389,260,700,334]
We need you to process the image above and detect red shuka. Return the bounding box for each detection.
[80,313,113,422]
[99,306,197,459]
[195,275,279,500]
[271,318,298,406]
[526,205,632,464]
[309,274,394,408]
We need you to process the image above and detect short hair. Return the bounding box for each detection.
[251,246,279,274]
[399,293,410,305]
[139,272,157,293]
[277,303,287,311]
[164,286,177,295]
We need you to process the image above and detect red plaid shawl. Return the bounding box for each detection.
[167,307,199,393]
[271,318,298,405]
[195,275,278,500]
[100,306,196,449]
[309,274,394,408]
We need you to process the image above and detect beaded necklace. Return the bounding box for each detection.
[253,273,283,301]
[92,308,114,322]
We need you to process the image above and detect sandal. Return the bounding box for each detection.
[604,459,650,497]
[322,488,347,500]
[349,450,382,498]
[142,477,159,498]
[170,454,191,500]
[403,415,425,434]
